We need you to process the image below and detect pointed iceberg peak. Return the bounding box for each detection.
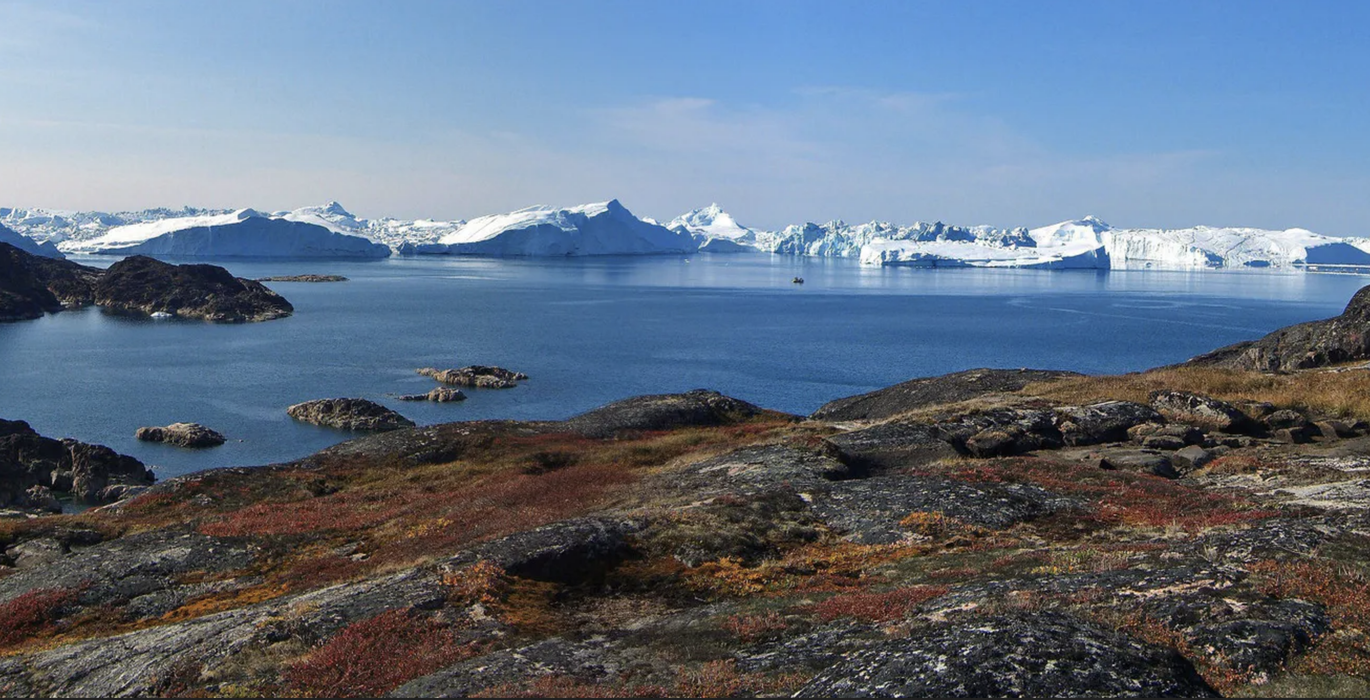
[1077,215,1111,230]
[322,201,354,217]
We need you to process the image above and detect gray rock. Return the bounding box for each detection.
[825,422,959,472]
[671,445,851,495]
[797,612,1217,698]
[1271,426,1317,444]
[1172,445,1214,472]
[0,419,154,509]
[1142,435,1187,451]
[135,422,226,448]
[445,517,641,583]
[1263,409,1309,430]
[1099,449,1179,479]
[810,368,1081,422]
[1150,390,1258,434]
[1314,420,1356,439]
[286,398,415,432]
[935,408,1063,455]
[1056,401,1165,447]
[808,475,1077,544]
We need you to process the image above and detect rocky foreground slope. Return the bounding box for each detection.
[8,299,1370,697]
[0,243,292,323]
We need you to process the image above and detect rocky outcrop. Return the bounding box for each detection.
[135,423,227,448]
[1055,401,1165,446]
[254,274,348,282]
[0,419,154,509]
[565,389,787,438]
[0,242,98,322]
[94,255,293,322]
[1150,390,1259,434]
[811,368,1081,422]
[1185,285,1370,371]
[287,398,415,432]
[397,387,467,403]
[416,366,528,389]
[798,612,1217,697]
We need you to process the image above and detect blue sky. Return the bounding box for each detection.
[1,0,1367,233]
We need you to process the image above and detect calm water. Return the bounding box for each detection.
[1,254,1366,479]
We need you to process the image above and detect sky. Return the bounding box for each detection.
[1,0,1367,234]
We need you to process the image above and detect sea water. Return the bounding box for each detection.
[1,254,1364,478]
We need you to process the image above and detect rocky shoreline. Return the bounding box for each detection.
[7,288,1370,696]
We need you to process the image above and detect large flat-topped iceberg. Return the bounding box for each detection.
[404,199,698,257]
[61,209,392,258]
[858,216,1370,270]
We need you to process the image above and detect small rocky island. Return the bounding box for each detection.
[286,398,416,431]
[417,365,528,389]
[255,274,348,283]
[135,423,226,448]
[397,387,467,403]
[13,288,1370,696]
[0,242,293,323]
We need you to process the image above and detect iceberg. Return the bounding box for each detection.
[669,204,762,252]
[61,209,391,258]
[409,200,698,257]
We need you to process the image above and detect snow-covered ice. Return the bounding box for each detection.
[408,200,698,257]
[61,209,391,258]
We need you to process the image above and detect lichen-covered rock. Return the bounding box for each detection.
[824,422,959,472]
[397,387,467,402]
[1185,285,1370,370]
[94,255,292,322]
[1056,401,1166,447]
[809,475,1076,543]
[1150,390,1259,434]
[417,366,527,389]
[564,389,785,438]
[797,612,1217,698]
[286,398,415,432]
[135,422,226,448]
[810,368,1081,422]
[671,445,851,495]
[935,408,1063,454]
[1097,448,1180,478]
[445,517,641,583]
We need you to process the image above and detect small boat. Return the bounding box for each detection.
[150,311,174,320]
[792,277,804,284]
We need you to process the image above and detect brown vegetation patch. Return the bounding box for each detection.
[1025,367,1370,421]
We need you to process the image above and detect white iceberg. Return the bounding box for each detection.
[407,199,698,257]
[60,209,391,258]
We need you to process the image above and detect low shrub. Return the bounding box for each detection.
[0,587,80,651]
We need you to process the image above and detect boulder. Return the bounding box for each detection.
[1172,445,1214,472]
[935,408,1063,454]
[797,612,1216,697]
[1056,401,1165,447]
[416,366,527,389]
[135,422,226,448]
[1263,409,1309,430]
[286,398,415,432]
[1142,435,1188,451]
[94,255,292,322]
[1314,420,1356,439]
[564,390,784,438]
[397,387,467,403]
[825,422,960,472]
[1098,449,1180,479]
[1184,285,1370,370]
[1150,390,1258,434]
[810,368,1081,422]
[1271,426,1317,444]
[445,517,641,584]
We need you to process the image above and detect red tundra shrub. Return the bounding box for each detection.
[0,587,79,650]
[284,609,481,697]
